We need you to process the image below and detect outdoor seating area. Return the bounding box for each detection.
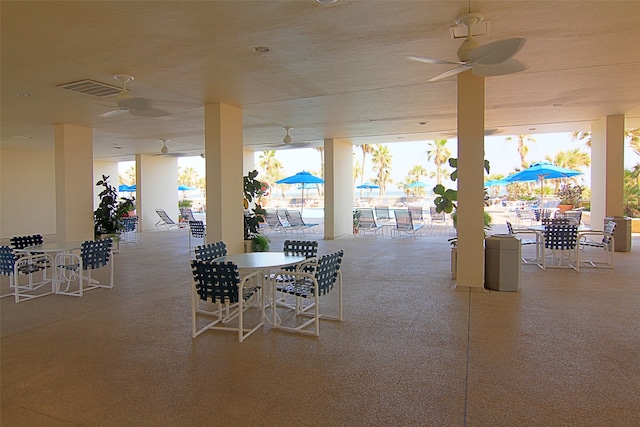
[260,209,319,236]
[2,229,638,425]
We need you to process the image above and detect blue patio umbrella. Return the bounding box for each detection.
[178,184,196,191]
[484,179,510,187]
[119,184,136,192]
[504,161,583,202]
[276,171,324,213]
[356,182,379,197]
[407,181,429,188]
[356,182,379,189]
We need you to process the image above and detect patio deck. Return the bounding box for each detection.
[2,227,639,425]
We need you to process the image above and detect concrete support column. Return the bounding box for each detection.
[204,103,244,254]
[324,138,353,239]
[455,72,486,289]
[136,154,178,232]
[55,124,94,242]
[590,115,625,227]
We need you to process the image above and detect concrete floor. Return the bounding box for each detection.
[1,225,639,426]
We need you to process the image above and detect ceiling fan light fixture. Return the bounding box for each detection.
[161,139,169,155]
[283,126,293,144]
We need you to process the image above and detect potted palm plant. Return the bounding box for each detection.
[94,175,124,250]
[243,170,268,251]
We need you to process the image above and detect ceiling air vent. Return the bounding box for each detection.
[57,79,121,98]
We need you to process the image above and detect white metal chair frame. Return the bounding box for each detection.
[1,246,54,303]
[155,209,180,230]
[392,209,424,238]
[506,221,538,264]
[579,221,616,269]
[538,224,579,271]
[284,210,318,236]
[190,260,263,342]
[355,208,384,237]
[271,250,343,336]
[428,206,447,227]
[56,239,114,297]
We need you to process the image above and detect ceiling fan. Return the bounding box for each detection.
[100,74,170,118]
[408,12,527,82]
[153,139,187,157]
[269,126,310,148]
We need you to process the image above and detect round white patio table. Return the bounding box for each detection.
[212,252,307,326]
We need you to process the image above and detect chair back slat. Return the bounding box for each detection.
[81,239,112,270]
[544,224,578,250]
[408,206,424,221]
[189,220,206,238]
[394,209,414,230]
[0,246,16,276]
[10,234,44,250]
[374,206,391,221]
[283,240,318,273]
[355,208,377,229]
[191,260,240,304]
[315,250,344,296]
[121,217,138,232]
[195,241,227,261]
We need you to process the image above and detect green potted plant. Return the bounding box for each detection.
[251,234,270,252]
[94,175,124,248]
[433,158,492,278]
[353,211,360,234]
[243,170,267,240]
[117,196,136,217]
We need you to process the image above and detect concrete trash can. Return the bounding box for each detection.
[605,216,632,252]
[485,235,521,292]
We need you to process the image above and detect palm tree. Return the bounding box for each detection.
[358,144,373,197]
[545,149,590,192]
[314,147,325,179]
[426,139,451,185]
[258,150,284,189]
[371,145,392,196]
[119,165,136,186]
[353,158,362,186]
[178,166,199,187]
[572,128,640,155]
[505,134,536,168]
[406,165,428,196]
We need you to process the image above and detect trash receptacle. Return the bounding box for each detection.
[485,235,521,292]
[605,216,632,252]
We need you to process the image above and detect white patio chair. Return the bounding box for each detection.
[538,224,579,271]
[190,260,263,342]
[271,250,343,336]
[155,209,180,230]
[194,241,228,262]
[0,245,54,303]
[56,239,114,297]
[354,208,384,237]
[392,209,424,238]
[579,220,616,269]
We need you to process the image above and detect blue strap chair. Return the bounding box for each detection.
[0,245,54,302]
[56,239,114,296]
[272,250,343,336]
[190,260,263,342]
[194,241,227,262]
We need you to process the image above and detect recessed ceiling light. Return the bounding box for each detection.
[553,103,563,107]
[317,0,338,4]
[15,92,31,97]
[418,121,429,126]
[253,46,271,54]
[529,127,536,131]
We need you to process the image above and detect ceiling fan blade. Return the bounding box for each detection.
[408,56,464,66]
[472,59,527,77]
[118,97,153,111]
[99,108,128,118]
[129,108,170,118]
[428,64,473,82]
[466,37,526,65]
